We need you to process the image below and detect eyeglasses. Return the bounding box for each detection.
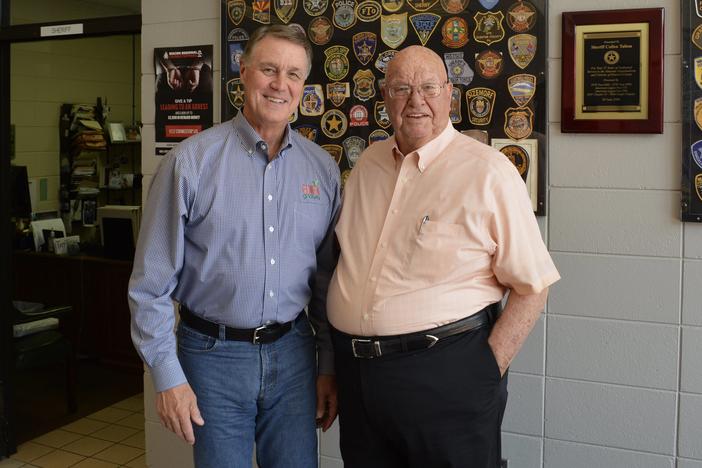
[386,82,449,99]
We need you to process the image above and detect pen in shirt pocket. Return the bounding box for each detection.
[419,215,429,233]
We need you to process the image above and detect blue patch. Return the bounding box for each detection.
[478,0,499,9]
[692,140,702,170]
[229,43,244,74]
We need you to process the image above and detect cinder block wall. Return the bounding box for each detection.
[140,0,702,466]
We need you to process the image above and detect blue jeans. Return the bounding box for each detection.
[177,314,318,468]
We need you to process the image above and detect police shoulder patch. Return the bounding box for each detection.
[333,0,357,30]
[508,34,537,69]
[226,78,245,110]
[326,82,351,107]
[465,87,496,125]
[353,32,377,65]
[322,109,348,139]
[343,136,367,168]
[322,144,344,165]
[227,0,246,25]
[300,84,325,116]
[475,49,504,79]
[473,11,505,46]
[507,73,536,107]
[356,0,381,21]
[374,101,391,128]
[304,0,329,16]
[349,104,370,126]
[381,13,408,49]
[410,13,441,46]
[441,16,469,48]
[375,49,397,74]
[369,129,390,144]
[294,124,319,142]
[353,69,377,101]
[504,106,534,140]
[324,45,350,81]
[308,16,334,45]
[506,0,537,33]
[252,0,271,24]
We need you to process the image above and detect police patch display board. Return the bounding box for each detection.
[683,1,702,222]
[221,0,547,214]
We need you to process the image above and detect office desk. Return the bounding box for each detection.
[12,251,141,371]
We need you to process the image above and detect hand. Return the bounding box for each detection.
[183,68,201,92]
[487,341,509,378]
[316,374,338,431]
[165,67,183,91]
[156,383,204,445]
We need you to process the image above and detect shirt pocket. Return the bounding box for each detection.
[406,220,466,282]
[293,201,329,254]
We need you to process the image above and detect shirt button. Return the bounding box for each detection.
[261,143,268,151]
[267,165,272,171]
[363,314,369,320]
[268,194,273,201]
[269,290,275,297]
[370,276,376,282]
[269,226,274,232]
[270,258,276,265]
[392,209,398,214]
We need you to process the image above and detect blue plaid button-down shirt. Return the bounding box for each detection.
[129,113,341,392]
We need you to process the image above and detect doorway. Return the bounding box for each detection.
[1,1,142,459]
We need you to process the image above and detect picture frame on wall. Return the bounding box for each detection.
[561,8,664,134]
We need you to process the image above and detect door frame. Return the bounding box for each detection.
[0,5,140,456]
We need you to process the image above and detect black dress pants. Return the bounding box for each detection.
[332,326,508,468]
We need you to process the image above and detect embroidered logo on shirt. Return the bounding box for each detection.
[302,180,322,200]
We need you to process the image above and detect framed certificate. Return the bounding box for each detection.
[561,8,664,133]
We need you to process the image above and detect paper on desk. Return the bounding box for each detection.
[30,218,66,252]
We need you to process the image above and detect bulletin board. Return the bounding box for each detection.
[682,0,702,222]
[221,0,548,214]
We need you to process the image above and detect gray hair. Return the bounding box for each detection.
[241,25,313,76]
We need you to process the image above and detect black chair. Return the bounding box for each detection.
[12,301,77,413]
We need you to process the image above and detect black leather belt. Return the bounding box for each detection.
[179,306,294,344]
[335,303,499,359]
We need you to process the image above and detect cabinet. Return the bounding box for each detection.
[12,251,141,370]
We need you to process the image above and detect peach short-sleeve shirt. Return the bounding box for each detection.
[327,122,560,336]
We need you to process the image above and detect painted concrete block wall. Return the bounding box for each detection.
[140,0,702,467]
[10,0,140,213]
[545,2,702,468]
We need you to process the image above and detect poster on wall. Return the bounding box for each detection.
[154,45,214,156]
[220,0,547,214]
[682,2,702,222]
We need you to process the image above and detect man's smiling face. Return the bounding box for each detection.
[239,36,308,134]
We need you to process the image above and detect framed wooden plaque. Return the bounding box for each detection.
[561,8,664,133]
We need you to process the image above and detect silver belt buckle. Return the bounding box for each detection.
[252,325,267,344]
[351,338,382,358]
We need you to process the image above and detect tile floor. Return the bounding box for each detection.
[1,394,146,468]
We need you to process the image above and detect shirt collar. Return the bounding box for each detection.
[391,120,456,173]
[232,112,293,158]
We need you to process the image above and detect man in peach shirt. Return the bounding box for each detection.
[327,46,560,468]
